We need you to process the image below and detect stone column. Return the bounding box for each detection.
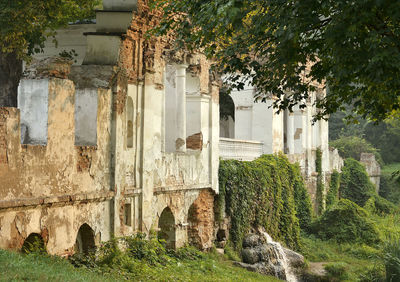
[176,64,188,152]
[286,110,295,154]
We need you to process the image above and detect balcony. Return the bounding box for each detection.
[219,138,263,161]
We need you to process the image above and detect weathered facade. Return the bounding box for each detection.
[0,0,219,255]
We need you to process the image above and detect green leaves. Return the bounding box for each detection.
[152,0,400,121]
[218,154,312,251]
[0,0,98,59]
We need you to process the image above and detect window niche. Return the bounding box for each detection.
[126,96,134,149]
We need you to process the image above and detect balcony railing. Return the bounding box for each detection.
[219,138,263,161]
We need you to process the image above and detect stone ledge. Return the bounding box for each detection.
[0,191,115,210]
[153,184,212,195]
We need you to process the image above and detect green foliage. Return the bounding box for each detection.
[324,262,349,281]
[152,0,400,121]
[0,249,117,281]
[370,195,398,215]
[0,0,98,58]
[0,247,280,282]
[315,148,325,214]
[384,238,400,282]
[380,164,400,204]
[326,170,341,209]
[219,86,235,121]
[329,108,400,165]
[293,164,313,231]
[218,154,312,251]
[310,199,380,244]
[223,242,241,262]
[21,235,47,255]
[358,264,386,282]
[340,158,376,206]
[330,136,383,165]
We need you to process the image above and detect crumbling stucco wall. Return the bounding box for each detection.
[0,75,114,255]
[360,153,381,193]
[1,0,219,254]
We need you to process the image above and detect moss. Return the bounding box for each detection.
[218,154,312,251]
[310,199,380,245]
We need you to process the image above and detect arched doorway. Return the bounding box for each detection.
[158,207,176,249]
[187,203,201,248]
[21,233,46,254]
[74,223,96,254]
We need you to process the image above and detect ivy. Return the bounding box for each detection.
[326,170,341,209]
[218,154,312,251]
[316,148,325,214]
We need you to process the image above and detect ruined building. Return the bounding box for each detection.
[0,0,219,255]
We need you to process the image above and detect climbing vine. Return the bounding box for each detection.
[218,154,312,251]
[316,148,325,214]
[326,170,341,209]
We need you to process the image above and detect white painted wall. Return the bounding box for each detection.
[75,89,98,146]
[32,24,95,66]
[18,79,49,145]
[103,0,137,11]
[164,65,177,152]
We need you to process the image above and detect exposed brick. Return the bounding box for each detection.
[186,133,203,151]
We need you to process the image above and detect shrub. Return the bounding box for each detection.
[330,136,383,165]
[218,154,313,251]
[310,199,380,244]
[326,170,341,209]
[372,195,397,215]
[340,158,376,206]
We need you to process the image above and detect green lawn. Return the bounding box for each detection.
[0,249,279,282]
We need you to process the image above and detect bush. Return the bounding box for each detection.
[310,199,380,244]
[219,154,313,251]
[372,195,397,215]
[330,136,383,165]
[340,158,376,206]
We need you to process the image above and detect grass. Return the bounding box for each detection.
[0,249,117,282]
[0,248,280,282]
[301,211,400,281]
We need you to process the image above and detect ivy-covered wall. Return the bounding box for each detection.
[218,154,312,251]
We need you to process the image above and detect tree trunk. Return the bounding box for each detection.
[0,52,22,107]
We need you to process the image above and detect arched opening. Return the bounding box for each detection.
[21,233,46,254]
[74,223,96,254]
[158,207,176,249]
[219,86,235,138]
[187,203,201,248]
[126,96,134,148]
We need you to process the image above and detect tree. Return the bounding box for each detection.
[151,0,400,121]
[0,0,97,107]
